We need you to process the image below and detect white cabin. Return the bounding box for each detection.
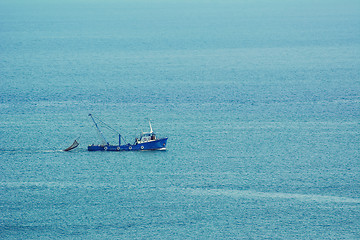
[135,121,157,144]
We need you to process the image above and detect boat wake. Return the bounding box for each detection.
[176,188,360,204]
[0,148,82,154]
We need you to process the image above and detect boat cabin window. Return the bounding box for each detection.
[140,133,156,142]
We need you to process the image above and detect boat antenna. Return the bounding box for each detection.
[149,119,153,133]
[89,114,109,145]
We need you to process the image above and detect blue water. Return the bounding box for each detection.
[1,0,360,239]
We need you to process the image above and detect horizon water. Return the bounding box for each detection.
[1,0,360,239]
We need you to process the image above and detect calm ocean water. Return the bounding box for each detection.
[1,0,360,239]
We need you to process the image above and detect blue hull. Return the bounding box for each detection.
[88,138,168,151]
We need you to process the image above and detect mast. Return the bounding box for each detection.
[149,120,153,133]
[89,114,109,145]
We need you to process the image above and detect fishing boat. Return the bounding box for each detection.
[87,114,168,151]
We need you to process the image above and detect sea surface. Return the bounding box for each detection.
[1,0,360,239]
